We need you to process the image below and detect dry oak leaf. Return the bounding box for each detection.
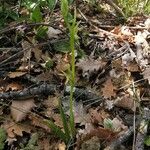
[102,78,116,99]
[11,98,36,122]
[114,94,135,111]
[22,39,42,62]
[8,71,26,78]
[36,71,53,83]
[125,61,140,72]
[2,120,31,138]
[6,82,23,91]
[76,56,106,77]
[47,26,62,39]
[89,108,110,125]
[28,114,51,132]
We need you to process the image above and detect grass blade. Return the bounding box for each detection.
[59,99,71,139]
[44,119,69,143]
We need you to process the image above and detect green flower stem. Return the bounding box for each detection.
[69,22,76,137]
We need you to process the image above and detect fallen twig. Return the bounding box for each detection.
[104,126,134,150]
[0,84,58,100]
[64,86,103,105]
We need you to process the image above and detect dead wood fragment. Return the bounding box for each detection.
[0,84,57,100]
[0,83,103,106]
[104,126,134,150]
[64,86,103,106]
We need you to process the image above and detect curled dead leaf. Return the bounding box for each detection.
[76,56,106,78]
[102,78,116,99]
[11,99,36,122]
[8,71,26,78]
[2,120,31,138]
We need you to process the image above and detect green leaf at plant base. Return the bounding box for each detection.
[61,0,69,24]
[53,39,70,53]
[44,119,70,144]
[45,58,54,70]
[47,0,57,11]
[0,128,7,150]
[145,136,150,146]
[103,118,114,130]
[30,5,42,22]
[59,99,71,139]
[35,26,48,38]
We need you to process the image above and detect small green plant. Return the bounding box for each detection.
[0,128,7,150]
[20,133,39,150]
[117,0,150,18]
[61,0,78,137]
[145,135,150,147]
[45,0,78,145]
[0,1,19,29]
[103,118,114,130]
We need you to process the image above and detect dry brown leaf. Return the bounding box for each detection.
[88,108,103,125]
[47,27,62,39]
[38,138,50,150]
[112,58,122,70]
[44,96,59,108]
[76,57,106,77]
[80,136,100,150]
[56,57,70,73]
[87,127,118,140]
[114,94,135,111]
[29,114,51,132]
[32,46,42,62]
[102,78,116,99]
[22,39,43,63]
[36,71,53,83]
[17,62,34,71]
[142,67,150,84]
[125,61,140,72]
[8,71,26,78]
[89,108,110,125]
[77,127,118,149]
[43,96,59,118]
[74,101,90,125]
[2,120,31,138]
[53,114,63,128]
[11,99,36,122]
[6,82,23,91]
[112,118,127,132]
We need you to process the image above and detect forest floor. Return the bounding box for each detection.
[0,1,150,150]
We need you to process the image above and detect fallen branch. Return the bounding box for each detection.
[0,84,58,100]
[104,126,134,150]
[64,86,103,106]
